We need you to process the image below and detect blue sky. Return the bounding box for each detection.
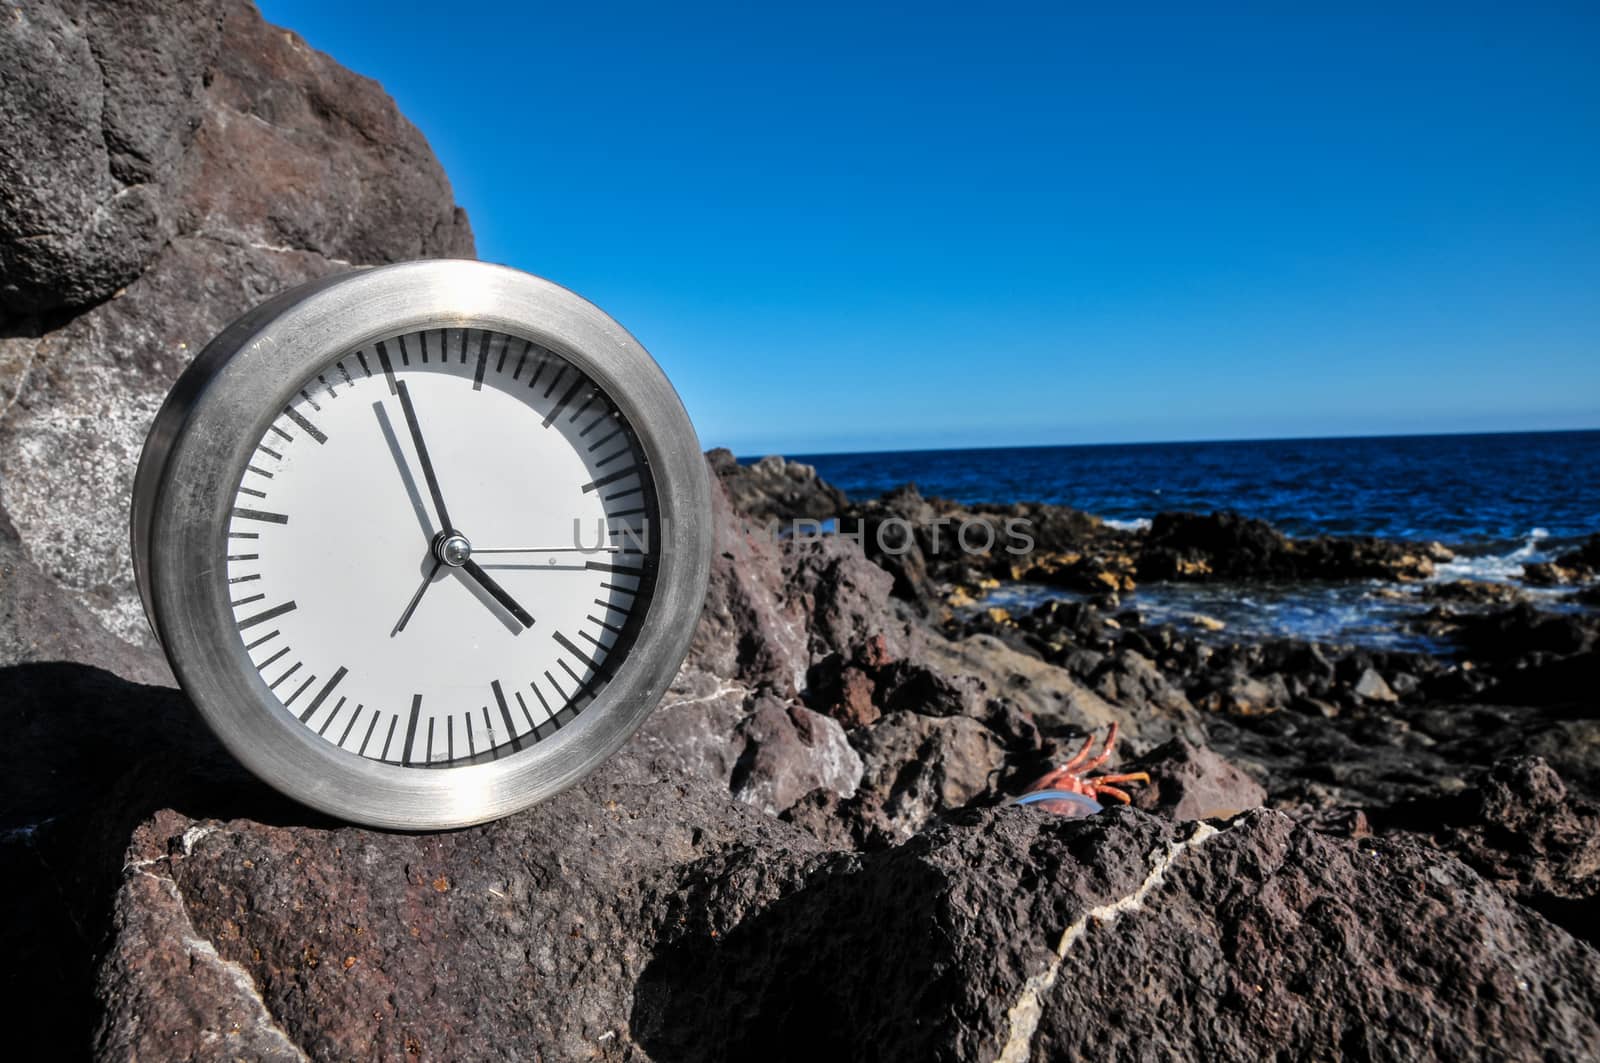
[259,2,1599,455]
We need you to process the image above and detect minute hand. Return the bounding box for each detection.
[394,380,453,532]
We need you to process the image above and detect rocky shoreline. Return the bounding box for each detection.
[4,3,1598,1059]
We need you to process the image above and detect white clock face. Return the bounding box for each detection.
[223,328,657,766]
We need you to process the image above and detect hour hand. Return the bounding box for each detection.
[459,558,535,629]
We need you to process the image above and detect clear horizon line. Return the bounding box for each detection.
[729,423,1600,462]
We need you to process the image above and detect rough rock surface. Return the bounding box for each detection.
[92,784,1600,1062]
[686,466,809,695]
[95,749,822,1061]
[0,496,168,685]
[1138,510,1448,583]
[0,0,473,641]
[706,448,848,523]
[1127,738,1268,821]
[4,3,1599,1060]
[642,806,1600,1061]
[0,0,218,314]
[1386,757,1600,948]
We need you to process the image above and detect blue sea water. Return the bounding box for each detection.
[782,431,1600,651]
[793,431,1600,551]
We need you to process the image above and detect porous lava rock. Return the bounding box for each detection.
[687,465,810,696]
[1386,757,1600,948]
[706,449,848,523]
[1138,510,1446,583]
[634,807,1600,1062]
[1127,737,1268,821]
[0,0,473,642]
[5,3,1600,1059]
[89,775,1600,1062]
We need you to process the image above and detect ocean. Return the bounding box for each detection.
[787,430,1600,652]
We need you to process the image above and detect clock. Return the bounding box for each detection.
[131,260,712,829]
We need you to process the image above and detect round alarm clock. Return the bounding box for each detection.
[131,260,712,829]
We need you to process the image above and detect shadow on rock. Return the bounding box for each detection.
[1,662,326,1058]
[630,848,963,1062]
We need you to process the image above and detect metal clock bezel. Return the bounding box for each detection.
[131,260,711,829]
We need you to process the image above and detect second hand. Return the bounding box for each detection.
[470,546,623,554]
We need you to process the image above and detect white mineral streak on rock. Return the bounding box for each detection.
[135,867,311,1062]
[995,820,1225,1063]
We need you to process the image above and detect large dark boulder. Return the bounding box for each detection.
[0,496,168,683]
[0,0,473,644]
[1387,757,1600,947]
[687,466,811,695]
[1126,737,1267,821]
[636,808,1600,1060]
[0,0,220,315]
[6,3,1600,1059]
[89,785,1600,1061]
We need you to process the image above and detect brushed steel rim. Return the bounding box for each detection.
[131,261,711,829]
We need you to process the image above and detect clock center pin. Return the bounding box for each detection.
[434,531,473,567]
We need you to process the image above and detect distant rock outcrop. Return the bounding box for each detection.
[706,448,849,524]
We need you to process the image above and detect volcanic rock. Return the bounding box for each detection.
[849,711,1008,841]
[1088,648,1199,724]
[95,748,823,1061]
[1352,667,1399,703]
[83,772,1600,1062]
[0,0,218,315]
[1386,757,1600,947]
[1523,561,1585,587]
[1450,603,1599,661]
[1420,579,1528,606]
[689,467,810,695]
[729,695,863,816]
[1558,533,1600,569]
[842,484,945,612]
[0,497,167,684]
[805,653,882,727]
[782,534,919,669]
[1127,738,1268,821]
[1138,510,1445,583]
[637,807,1600,1061]
[0,0,473,642]
[706,449,848,523]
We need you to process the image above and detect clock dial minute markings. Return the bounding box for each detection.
[232,507,288,525]
[472,331,490,390]
[402,694,423,765]
[238,600,297,630]
[555,630,612,681]
[217,325,661,770]
[581,466,637,493]
[283,405,327,444]
[542,378,586,427]
[298,667,348,724]
[492,680,525,752]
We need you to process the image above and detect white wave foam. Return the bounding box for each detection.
[1434,527,1551,584]
[1104,517,1152,532]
